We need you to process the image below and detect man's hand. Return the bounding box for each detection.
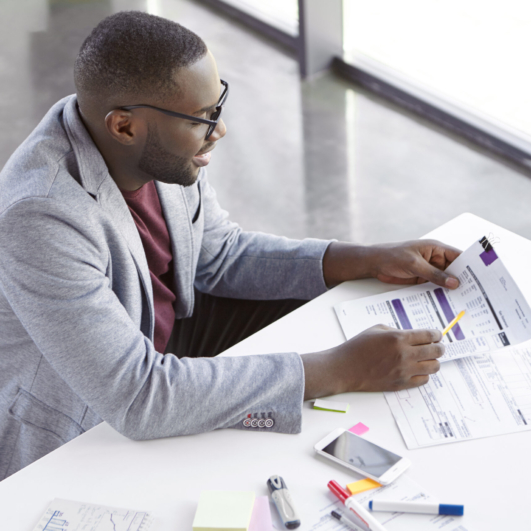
[323,240,462,289]
[301,325,444,400]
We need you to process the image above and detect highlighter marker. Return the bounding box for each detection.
[267,475,301,529]
[369,500,464,516]
[442,310,465,336]
[328,480,387,531]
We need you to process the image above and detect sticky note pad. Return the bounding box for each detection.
[313,399,349,413]
[193,491,256,531]
[346,478,381,495]
[349,422,369,436]
[248,496,273,531]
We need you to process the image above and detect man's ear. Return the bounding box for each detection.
[104,109,143,146]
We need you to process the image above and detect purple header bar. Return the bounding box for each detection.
[480,248,498,266]
[391,299,412,330]
[434,288,465,340]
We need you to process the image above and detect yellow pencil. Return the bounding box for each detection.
[442,310,466,336]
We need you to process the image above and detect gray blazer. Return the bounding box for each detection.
[0,96,330,480]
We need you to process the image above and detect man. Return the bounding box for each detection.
[0,11,460,480]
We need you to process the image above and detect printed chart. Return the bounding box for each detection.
[385,343,531,448]
[335,237,531,362]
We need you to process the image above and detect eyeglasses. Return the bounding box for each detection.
[120,79,229,140]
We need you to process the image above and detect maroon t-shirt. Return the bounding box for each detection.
[121,181,176,352]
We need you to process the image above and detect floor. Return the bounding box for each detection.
[1,0,531,247]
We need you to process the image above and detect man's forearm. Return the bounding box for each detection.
[301,350,345,401]
[301,326,444,399]
[322,242,375,288]
[322,240,461,290]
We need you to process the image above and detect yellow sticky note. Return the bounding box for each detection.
[346,478,381,495]
[193,491,255,531]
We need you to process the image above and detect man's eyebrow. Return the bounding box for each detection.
[192,102,217,116]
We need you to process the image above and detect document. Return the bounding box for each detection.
[305,475,472,531]
[385,343,531,448]
[334,237,531,362]
[32,498,155,531]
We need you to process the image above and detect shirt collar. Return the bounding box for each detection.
[62,95,110,197]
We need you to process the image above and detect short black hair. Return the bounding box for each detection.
[74,11,207,104]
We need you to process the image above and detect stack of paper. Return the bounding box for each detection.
[334,237,531,448]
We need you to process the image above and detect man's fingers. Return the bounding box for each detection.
[439,244,462,265]
[414,260,459,289]
[376,274,418,285]
[414,342,445,361]
[422,240,462,265]
[371,324,396,332]
[415,359,441,375]
[408,375,430,388]
[407,328,442,346]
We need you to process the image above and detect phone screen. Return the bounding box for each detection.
[321,431,402,478]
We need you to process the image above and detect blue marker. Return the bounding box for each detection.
[369,500,464,516]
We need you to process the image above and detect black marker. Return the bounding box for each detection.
[267,475,301,529]
[331,510,359,530]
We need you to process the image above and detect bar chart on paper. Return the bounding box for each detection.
[32,499,155,531]
[334,237,531,363]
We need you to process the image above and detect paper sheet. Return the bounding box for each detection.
[32,498,154,531]
[385,342,531,448]
[306,475,472,531]
[335,237,531,362]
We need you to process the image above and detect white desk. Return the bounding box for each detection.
[1,213,529,530]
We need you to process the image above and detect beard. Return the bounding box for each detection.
[138,123,197,187]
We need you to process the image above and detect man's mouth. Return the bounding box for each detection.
[192,151,211,167]
[193,146,214,167]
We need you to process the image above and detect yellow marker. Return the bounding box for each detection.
[442,310,466,336]
[346,478,381,495]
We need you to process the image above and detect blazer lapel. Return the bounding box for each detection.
[156,181,194,319]
[98,178,155,313]
[62,96,155,338]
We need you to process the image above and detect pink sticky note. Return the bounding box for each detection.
[249,495,274,531]
[349,422,369,436]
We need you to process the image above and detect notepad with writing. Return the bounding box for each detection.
[192,491,255,531]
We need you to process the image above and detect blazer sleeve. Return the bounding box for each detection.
[194,170,333,300]
[0,197,305,439]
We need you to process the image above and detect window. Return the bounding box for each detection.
[343,0,531,142]
[217,0,298,37]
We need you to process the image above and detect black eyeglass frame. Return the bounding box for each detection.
[120,79,229,140]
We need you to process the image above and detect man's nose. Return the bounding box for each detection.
[210,118,227,141]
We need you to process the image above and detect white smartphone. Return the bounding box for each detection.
[314,428,411,485]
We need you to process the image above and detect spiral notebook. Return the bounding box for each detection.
[32,498,155,531]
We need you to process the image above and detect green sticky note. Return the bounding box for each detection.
[313,399,350,413]
[192,491,256,531]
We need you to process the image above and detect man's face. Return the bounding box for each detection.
[138,51,226,187]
